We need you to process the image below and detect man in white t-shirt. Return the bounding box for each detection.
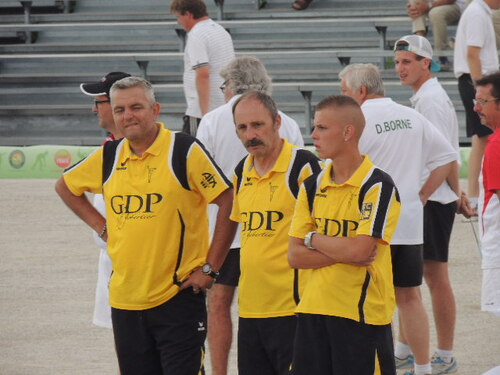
[171,0,235,136]
[394,34,475,375]
[406,0,466,69]
[196,56,303,375]
[339,63,458,375]
[79,71,130,331]
[454,0,499,207]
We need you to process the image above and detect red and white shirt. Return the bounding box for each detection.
[479,128,500,269]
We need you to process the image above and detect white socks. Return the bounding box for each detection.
[436,348,454,363]
[394,341,412,359]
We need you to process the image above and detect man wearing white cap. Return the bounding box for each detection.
[394,35,474,375]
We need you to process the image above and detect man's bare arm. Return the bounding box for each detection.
[180,188,237,292]
[195,65,211,116]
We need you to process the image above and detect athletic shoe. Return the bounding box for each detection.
[396,354,414,370]
[431,354,458,374]
[403,371,431,375]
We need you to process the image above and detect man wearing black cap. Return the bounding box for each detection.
[80,71,131,142]
[80,72,130,331]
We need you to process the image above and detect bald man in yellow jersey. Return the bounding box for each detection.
[55,76,237,375]
[230,91,321,375]
[288,95,401,375]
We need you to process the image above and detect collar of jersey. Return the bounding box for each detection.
[319,154,374,189]
[411,77,439,106]
[120,122,167,163]
[245,138,293,179]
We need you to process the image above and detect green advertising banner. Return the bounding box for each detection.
[0,145,99,178]
[0,145,471,179]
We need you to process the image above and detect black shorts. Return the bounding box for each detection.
[215,247,240,287]
[182,115,201,136]
[458,74,493,138]
[238,316,296,375]
[111,288,206,375]
[391,244,424,287]
[424,200,457,262]
[290,314,395,375]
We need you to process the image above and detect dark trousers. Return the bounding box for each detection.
[290,314,395,375]
[238,316,297,375]
[112,289,207,375]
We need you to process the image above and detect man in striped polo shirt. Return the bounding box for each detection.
[171,0,235,135]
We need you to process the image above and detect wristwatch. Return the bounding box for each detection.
[202,263,219,279]
[304,231,317,250]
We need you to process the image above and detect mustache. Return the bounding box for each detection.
[245,139,264,148]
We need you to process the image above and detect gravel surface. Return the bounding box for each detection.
[0,179,497,375]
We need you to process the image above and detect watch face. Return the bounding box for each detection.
[202,264,211,273]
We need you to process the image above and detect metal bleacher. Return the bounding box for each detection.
[0,0,467,146]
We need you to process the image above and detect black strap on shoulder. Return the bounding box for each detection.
[172,132,197,191]
[102,139,121,184]
[288,149,321,199]
[302,175,318,215]
[234,156,247,194]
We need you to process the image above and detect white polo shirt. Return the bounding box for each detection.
[454,0,499,78]
[359,97,457,245]
[410,77,460,204]
[196,94,304,248]
[183,19,235,118]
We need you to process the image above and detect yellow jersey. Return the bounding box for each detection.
[64,124,231,310]
[231,139,321,318]
[289,156,401,325]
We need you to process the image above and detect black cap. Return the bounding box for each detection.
[79,72,131,97]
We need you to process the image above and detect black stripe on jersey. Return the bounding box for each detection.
[358,271,371,324]
[173,209,186,287]
[358,168,400,239]
[302,171,324,215]
[288,149,321,199]
[293,269,300,305]
[102,139,122,184]
[233,156,248,194]
[172,132,231,191]
[172,132,195,190]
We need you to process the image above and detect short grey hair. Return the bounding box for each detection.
[110,76,156,104]
[221,56,272,95]
[338,63,385,96]
[232,90,279,123]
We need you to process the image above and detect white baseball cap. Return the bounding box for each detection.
[394,34,441,72]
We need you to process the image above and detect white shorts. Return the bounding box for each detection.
[93,248,113,329]
[481,268,500,316]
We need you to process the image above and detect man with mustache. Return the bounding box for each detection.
[230,91,321,375]
[196,56,303,375]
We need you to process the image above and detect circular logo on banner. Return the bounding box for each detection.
[9,150,26,169]
[54,149,72,168]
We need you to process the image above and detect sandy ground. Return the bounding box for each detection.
[0,178,498,375]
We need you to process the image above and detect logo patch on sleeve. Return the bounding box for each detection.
[361,202,373,220]
[201,172,217,188]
